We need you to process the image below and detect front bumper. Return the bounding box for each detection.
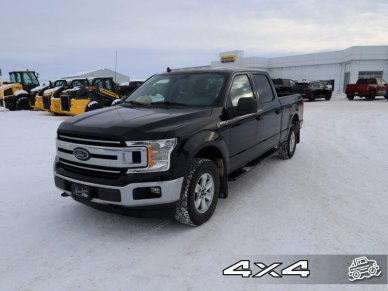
[50,98,64,114]
[54,172,184,208]
[33,96,44,110]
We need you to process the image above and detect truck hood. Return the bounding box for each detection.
[58,105,215,141]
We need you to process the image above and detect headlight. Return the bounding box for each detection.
[125,138,177,173]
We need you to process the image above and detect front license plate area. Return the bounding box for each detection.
[71,183,91,200]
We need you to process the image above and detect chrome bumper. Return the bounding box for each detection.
[54,172,184,207]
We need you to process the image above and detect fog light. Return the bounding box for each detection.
[133,187,162,200]
[150,187,161,194]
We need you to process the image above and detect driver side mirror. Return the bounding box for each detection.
[236,98,257,115]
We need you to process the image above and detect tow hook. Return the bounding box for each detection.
[61,192,70,197]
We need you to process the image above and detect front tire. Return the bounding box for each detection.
[15,96,31,110]
[278,125,297,159]
[347,94,355,100]
[174,158,219,226]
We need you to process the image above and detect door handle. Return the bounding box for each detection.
[275,109,281,114]
[256,114,263,120]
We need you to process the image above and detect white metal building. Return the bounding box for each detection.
[62,68,130,84]
[211,46,388,92]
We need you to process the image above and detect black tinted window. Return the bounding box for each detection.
[229,75,254,107]
[253,74,274,104]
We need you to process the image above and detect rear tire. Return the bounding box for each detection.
[174,158,219,226]
[308,94,315,102]
[15,96,31,110]
[366,91,376,101]
[278,125,297,159]
[325,92,332,101]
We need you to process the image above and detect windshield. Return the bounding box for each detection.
[93,78,114,91]
[54,80,67,87]
[71,79,87,87]
[124,73,226,107]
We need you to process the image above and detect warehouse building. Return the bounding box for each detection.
[62,68,129,84]
[211,46,388,92]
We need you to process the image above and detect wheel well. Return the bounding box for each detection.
[195,146,228,198]
[14,94,29,104]
[291,115,301,143]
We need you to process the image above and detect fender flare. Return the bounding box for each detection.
[14,90,29,97]
[180,130,230,198]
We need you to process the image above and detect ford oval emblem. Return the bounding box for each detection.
[73,148,90,161]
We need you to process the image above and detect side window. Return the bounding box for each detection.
[253,74,274,104]
[105,80,113,91]
[229,75,254,107]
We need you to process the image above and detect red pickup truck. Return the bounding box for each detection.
[345,78,387,100]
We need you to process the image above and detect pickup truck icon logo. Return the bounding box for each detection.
[73,148,91,161]
[348,256,382,282]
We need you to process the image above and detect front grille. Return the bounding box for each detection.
[60,95,70,111]
[58,148,118,160]
[58,134,124,147]
[42,96,50,109]
[56,137,148,179]
[4,88,13,96]
[58,159,125,179]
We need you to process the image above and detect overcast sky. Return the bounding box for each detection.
[1,0,388,82]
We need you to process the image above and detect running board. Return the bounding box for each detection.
[228,148,278,181]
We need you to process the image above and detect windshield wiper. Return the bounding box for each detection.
[150,101,188,107]
[124,100,147,106]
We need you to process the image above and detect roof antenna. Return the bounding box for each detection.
[167,67,172,73]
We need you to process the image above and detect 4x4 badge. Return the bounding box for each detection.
[348,256,382,282]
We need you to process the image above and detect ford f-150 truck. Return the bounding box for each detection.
[54,68,304,226]
[345,78,387,100]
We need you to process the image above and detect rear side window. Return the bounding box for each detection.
[253,74,274,104]
[229,75,254,106]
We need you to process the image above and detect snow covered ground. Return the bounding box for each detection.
[1,95,388,290]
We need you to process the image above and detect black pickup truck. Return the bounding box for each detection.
[54,68,304,226]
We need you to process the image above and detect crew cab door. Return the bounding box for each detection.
[226,74,259,171]
[252,74,282,154]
